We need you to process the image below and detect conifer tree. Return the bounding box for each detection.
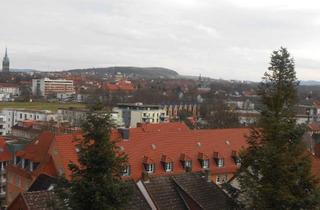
[238,47,320,209]
[61,107,131,210]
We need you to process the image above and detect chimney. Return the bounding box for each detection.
[118,128,130,140]
[204,169,211,182]
[142,171,150,183]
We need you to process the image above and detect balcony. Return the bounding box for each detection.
[0,191,5,198]
[0,169,6,174]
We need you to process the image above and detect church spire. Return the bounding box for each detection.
[2,47,10,72]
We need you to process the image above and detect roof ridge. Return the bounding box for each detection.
[171,176,205,209]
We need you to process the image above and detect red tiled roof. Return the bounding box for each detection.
[161,155,173,163]
[0,137,12,161]
[198,152,209,160]
[103,80,135,92]
[16,131,55,162]
[50,123,250,180]
[53,133,82,179]
[308,121,320,132]
[118,125,250,179]
[136,122,189,132]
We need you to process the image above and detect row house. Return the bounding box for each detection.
[163,103,199,120]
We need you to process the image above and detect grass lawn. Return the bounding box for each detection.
[0,102,86,112]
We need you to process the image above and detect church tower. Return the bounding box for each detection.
[2,48,10,72]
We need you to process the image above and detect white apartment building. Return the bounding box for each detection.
[112,103,168,128]
[32,78,75,97]
[1,109,57,134]
[0,114,6,136]
[0,83,20,102]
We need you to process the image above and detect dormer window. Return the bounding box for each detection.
[144,164,154,173]
[184,160,192,168]
[161,155,173,172]
[213,152,224,168]
[231,150,241,166]
[122,165,131,176]
[198,152,209,169]
[143,156,155,174]
[180,153,192,171]
[164,162,173,172]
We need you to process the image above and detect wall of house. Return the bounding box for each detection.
[7,194,28,210]
[6,170,32,204]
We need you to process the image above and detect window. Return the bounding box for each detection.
[19,113,22,119]
[33,162,40,171]
[24,114,27,119]
[184,160,192,168]
[122,166,131,176]
[144,164,155,173]
[164,162,173,172]
[201,160,209,169]
[216,175,228,184]
[217,158,224,167]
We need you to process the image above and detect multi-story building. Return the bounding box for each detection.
[1,109,57,135]
[0,114,6,136]
[32,78,75,97]
[0,83,20,102]
[57,108,89,127]
[0,83,19,97]
[112,103,168,128]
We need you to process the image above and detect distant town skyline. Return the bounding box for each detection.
[1,0,320,81]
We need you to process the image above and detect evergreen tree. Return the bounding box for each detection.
[238,47,320,209]
[61,107,131,210]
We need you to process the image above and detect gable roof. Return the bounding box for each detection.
[118,125,249,179]
[126,180,152,210]
[52,133,82,179]
[16,131,55,162]
[143,172,235,210]
[0,137,12,161]
[50,123,249,180]
[28,174,57,192]
[22,190,64,210]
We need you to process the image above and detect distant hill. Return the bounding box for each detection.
[300,80,320,86]
[67,66,179,79]
[11,68,38,73]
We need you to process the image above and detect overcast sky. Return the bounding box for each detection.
[1,0,320,81]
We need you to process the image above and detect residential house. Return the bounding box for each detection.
[1,109,57,134]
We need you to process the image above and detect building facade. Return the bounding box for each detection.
[112,103,168,128]
[32,78,75,97]
[1,109,57,135]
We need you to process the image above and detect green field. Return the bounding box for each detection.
[0,102,86,111]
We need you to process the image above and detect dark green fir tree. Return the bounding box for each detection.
[59,106,131,210]
[238,47,320,209]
